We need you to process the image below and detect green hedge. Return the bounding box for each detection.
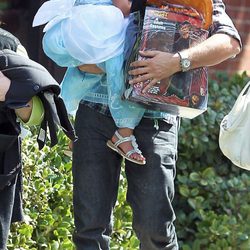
[176,72,250,250]
[7,72,250,250]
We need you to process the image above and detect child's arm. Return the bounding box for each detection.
[112,0,132,16]
[15,96,44,126]
[78,64,104,74]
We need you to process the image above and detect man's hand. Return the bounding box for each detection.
[78,64,104,74]
[0,71,11,101]
[128,50,180,93]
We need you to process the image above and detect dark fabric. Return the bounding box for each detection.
[0,30,76,249]
[1,49,60,108]
[0,109,21,193]
[80,100,111,117]
[0,49,77,148]
[38,92,60,148]
[0,30,23,250]
[0,178,17,250]
[55,96,78,141]
[0,134,16,153]
[130,0,147,16]
[0,28,20,52]
[0,133,23,250]
[72,104,179,250]
[0,176,23,250]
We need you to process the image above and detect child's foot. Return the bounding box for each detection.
[107,129,146,165]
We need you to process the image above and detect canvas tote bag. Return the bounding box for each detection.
[219,81,250,170]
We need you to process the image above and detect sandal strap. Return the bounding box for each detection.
[114,130,133,147]
[114,131,142,155]
[130,135,142,154]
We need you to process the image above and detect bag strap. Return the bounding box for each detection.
[224,81,250,131]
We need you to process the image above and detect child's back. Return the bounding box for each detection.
[33,0,129,65]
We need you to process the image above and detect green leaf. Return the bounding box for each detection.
[190,173,201,182]
[179,185,190,197]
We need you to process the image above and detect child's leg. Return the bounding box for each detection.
[105,55,146,165]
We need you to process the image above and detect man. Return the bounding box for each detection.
[70,0,241,249]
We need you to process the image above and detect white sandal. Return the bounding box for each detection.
[107,130,146,165]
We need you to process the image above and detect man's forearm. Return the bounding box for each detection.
[128,33,241,91]
[180,34,241,70]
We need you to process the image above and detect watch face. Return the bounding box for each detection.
[183,59,191,68]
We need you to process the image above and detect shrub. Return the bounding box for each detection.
[7,72,250,250]
[175,72,250,250]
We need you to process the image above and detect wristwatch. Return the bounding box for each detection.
[178,52,191,72]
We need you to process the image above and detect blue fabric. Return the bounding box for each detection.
[42,15,176,124]
[74,0,112,5]
[42,23,82,67]
[60,53,145,128]
[72,104,179,249]
[105,55,145,128]
[42,9,145,128]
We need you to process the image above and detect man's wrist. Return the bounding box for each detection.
[173,53,182,73]
[177,51,192,72]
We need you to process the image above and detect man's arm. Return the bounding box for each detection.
[178,33,241,68]
[128,0,242,93]
[128,34,241,93]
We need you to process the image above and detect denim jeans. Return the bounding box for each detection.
[0,134,23,250]
[72,104,179,250]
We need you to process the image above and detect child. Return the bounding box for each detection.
[33,0,146,165]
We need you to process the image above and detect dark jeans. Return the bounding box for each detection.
[0,174,20,250]
[72,104,179,250]
[0,134,23,250]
